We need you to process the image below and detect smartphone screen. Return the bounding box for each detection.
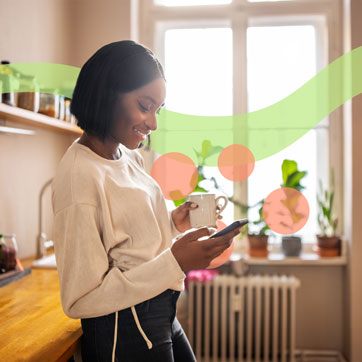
[208,218,249,238]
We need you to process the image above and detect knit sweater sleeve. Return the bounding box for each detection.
[168,208,182,239]
[134,150,181,240]
[52,202,186,319]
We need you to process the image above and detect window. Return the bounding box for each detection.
[246,18,328,242]
[140,0,342,242]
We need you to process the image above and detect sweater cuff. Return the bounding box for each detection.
[168,209,181,239]
[165,247,186,279]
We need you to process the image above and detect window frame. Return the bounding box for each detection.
[137,0,344,239]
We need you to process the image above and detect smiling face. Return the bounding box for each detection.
[111,77,166,150]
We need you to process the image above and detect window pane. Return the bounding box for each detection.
[247,25,316,110]
[162,27,234,224]
[164,27,232,116]
[155,0,231,6]
[246,24,321,242]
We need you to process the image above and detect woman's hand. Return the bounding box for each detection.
[171,225,242,273]
[171,201,223,233]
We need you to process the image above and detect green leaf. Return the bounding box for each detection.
[193,185,208,193]
[254,219,264,225]
[205,146,223,160]
[193,147,200,158]
[200,140,212,160]
[317,200,326,219]
[317,213,322,227]
[285,171,307,189]
[322,204,328,218]
[197,173,206,183]
[329,191,334,217]
[282,160,297,185]
[173,197,187,207]
[260,224,270,235]
[258,205,265,220]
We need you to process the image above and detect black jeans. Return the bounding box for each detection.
[80,289,197,362]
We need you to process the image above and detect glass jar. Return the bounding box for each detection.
[0,233,18,273]
[0,74,16,106]
[38,88,59,118]
[17,75,40,112]
[64,97,71,122]
[70,114,76,125]
[58,95,65,120]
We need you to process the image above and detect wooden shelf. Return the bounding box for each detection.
[0,103,83,135]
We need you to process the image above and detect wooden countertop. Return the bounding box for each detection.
[0,256,82,362]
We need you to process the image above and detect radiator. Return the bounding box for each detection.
[187,274,301,362]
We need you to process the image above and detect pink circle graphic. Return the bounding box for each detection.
[150,152,198,200]
[263,187,310,234]
[217,144,255,182]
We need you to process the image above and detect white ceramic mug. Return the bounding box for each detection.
[187,193,228,228]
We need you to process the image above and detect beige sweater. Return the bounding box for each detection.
[51,137,186,321]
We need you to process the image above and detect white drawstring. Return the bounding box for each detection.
[111,305,153,362]
[112,311,118,362]
[131,305,153,349]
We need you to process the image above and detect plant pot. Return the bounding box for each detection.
[281,236,302,257]
[316,235,341,257]
[247,234,269,258]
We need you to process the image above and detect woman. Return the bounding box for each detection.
[51,40,243,362]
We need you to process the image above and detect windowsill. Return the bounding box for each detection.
[231,238,348,266]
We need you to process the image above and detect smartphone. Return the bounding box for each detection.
[208,218,249,238]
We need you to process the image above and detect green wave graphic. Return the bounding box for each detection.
[1,46,361,166]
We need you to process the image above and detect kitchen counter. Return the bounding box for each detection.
[0,256,82,362]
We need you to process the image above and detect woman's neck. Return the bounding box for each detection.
[78,133,121,160]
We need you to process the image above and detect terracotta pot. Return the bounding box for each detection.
[247,234,269,258]
[316,235,340,249]
[314,246,340,257]
[316,235,341,257]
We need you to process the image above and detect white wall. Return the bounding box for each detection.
[67,0,132,68]
[0,0,132,259]
[342,0,362,360]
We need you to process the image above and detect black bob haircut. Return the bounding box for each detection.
[70,40,166,149]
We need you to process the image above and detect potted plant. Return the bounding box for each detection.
[176,140,278,258]
[188,140,270,257]
[172,140,223,207]
[243,199,271,257]
[316,170,340,257]
[279,159,308,257]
